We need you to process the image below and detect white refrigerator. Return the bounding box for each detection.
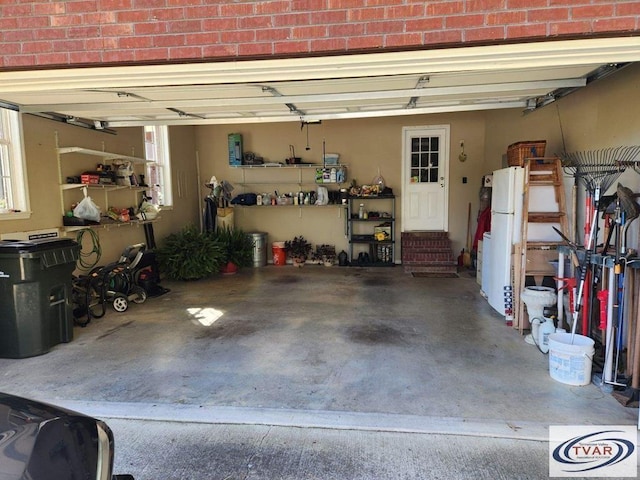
[485,166,524,323]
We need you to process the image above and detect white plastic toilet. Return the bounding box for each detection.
[521,286,557,347]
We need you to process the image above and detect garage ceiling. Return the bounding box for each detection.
[1,38,639,128]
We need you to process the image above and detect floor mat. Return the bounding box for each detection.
[411,272,459,278]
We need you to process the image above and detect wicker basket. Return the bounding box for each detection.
[507,140,546,167]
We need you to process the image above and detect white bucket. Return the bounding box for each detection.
[548,332,595,386]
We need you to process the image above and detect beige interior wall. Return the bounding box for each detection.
[195,112,489,259]
[484,63,640,249]
[0,115,198,271]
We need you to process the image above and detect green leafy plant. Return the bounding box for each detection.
[285,236,312,260]
[157,225,225,280]
[214,226,254,268]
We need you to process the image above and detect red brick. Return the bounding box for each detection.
[69,51,103,64]
[387,4,426,18]
[238,42,273,56]
[52,39,87,52]
[167,20,203,33]
[135,47,170,61]
[507,0,547,7]
[528,7,570,22]
[16,15,49,28]
[292,25,329,39]
[66,1,99,13]
[0,43,20,55]
[50,14,84,26]
[169,46,203,59]
[185,32,220,44]
[203,18,238,31]
[68,26,101,38]
[84,12,117,24]
[35,28,67,40]
[1,5,33,17]
[346,35,385,49]
[220,3,255,16]
[367,20,405,34]
[426,1,464,16]
[102,24,136,36]
[292,0,327,11]
[135,0,168,7]
[4,29,34,42]
[464,26,506,41]
[310,9,348,23]
[167,0,202,5]
[0,17,18,29]
[274,40,310,54]
[33,3,66,15]
[184,5,220,18]
[310,37,347,51]
[202,44,238,58]
[274,12,312,26]
[328,23,366,36]
[506,23,548,38]
[467,0,507,12]
[256,28,291,42]
[592,17,637,32]
[154,34,186,47]
[405,17,445,31]
[152,8,185,21]
[385,32,423,47]
[21,41,53,54]
[102,49,137,63]
[617,2,640,16]
[445,14,485,29]
[328,0,367,7]
[572,4,615,19]
[35,52,70,65]
[101,0,134,9]
[367,0,404,5]
[256,1,291,15]
[119,36,154,48]
[550,20,593,35]
[220,30,256,43]
[239,15,274,29]
[348,7,386,21]
[117,10,152,22]
[486,10,526,25]
[87,37,118,49]
[423,29,463,45]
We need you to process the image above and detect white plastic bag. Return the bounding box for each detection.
[73,195,101,222]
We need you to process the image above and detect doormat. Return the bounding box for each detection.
[411,272,459,278]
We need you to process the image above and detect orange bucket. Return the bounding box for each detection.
[272,242,286,266]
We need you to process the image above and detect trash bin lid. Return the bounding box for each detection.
[0,238,78,254]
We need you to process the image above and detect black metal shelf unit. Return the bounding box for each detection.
[346,195,395,266]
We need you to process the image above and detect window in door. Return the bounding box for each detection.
[410,136,441,184]
[143,125,172,207]
[0,108,29,218]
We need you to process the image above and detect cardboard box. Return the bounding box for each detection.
[228,133,243,166]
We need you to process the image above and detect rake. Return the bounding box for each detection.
[560,146,640,340]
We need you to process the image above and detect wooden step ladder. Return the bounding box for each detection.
[513,157,569,332]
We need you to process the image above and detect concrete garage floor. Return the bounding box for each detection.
[0,266,637,478]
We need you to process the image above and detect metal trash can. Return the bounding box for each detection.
[0,238,79,358]
[247,232,267,267]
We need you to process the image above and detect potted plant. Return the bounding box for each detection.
[215,226,255,274]
[316,244,336,267]
[285,236,312,267]
[157,225,225,280]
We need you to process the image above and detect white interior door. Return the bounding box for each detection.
[402,125,449,231]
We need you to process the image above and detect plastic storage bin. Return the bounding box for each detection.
[0,238,79,358]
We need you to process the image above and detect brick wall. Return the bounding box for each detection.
[1,1,639,69]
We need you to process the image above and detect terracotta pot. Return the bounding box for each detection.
[220,261,238,275]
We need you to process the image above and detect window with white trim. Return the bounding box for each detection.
[0,108,29,217]
[143,125,172,207]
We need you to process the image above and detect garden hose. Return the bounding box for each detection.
[76,228,102,270]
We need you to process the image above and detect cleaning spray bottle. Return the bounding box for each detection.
[537,316,556,354]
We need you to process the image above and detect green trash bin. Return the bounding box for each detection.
[0,238,79,358]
